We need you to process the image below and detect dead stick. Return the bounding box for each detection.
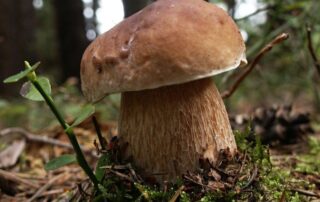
[92,115,107,150]
[222,33,289,99]
[306,26,320,76]
[183,175,209,189]
[241,165,258,190]
[235,6,273,21]
[39,189,64,197]
[127,163,142,183]
[100,165,128,170]
[27,173,66,202]
[290,188,320,198]
[0,169,39,189]
[0,127,90,153]
[110,170,134,182]
[169,185,185,202]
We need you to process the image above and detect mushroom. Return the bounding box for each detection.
[81,0,246,181]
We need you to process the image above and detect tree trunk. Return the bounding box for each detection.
[122,0,150,18]
[53,0,89,81]
[0,0,36,96]
[224,0,236,18]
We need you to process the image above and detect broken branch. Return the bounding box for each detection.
[0,127,91,153]
[0,169,39,189]
[235,6,273,22]
[222,33,289,99]
[169,185,185,202]
[306,26,320,76]
[27,173,67,202]
[290,188,320,198]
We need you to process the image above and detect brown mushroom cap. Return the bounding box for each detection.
[81,0,246,102]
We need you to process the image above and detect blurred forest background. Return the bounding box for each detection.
[0,0,320,129]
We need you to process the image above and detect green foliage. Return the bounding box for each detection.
[1,77,119,130]
[80,125,317,201]
[44,154,77,171]
[95,153,111,182]
[295,137,320,174]
[234,126,251,152]
[69,104,95,128]
[3,62,40,83]
[4,61,99,187]
[308,136,320,154]
[20,77,51,101]
[231,128,312,202]
[0,99,29,127]
[134,183,173,201]
[179,191,191,202]
[34,0,60,77]
[213,0,320,112]
[234,126,270,166]
[200,192,235,202]
[4,60,318,200]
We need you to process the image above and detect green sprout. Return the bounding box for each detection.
[4,61,99,188]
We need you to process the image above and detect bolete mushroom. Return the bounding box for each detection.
[81,0,246,181]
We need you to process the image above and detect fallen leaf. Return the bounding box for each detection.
[0,140,26,168]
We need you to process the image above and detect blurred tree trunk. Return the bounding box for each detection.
[92,0,99,35]
[122,0,150,18]
[224,0,236,18]
[53,0,89,81]
[122,0,209,18]
[0,0,36,96]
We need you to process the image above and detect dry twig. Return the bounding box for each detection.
[92,115,107,150]
[183,175,209,189]
[279,190,286,202]
[0,169,39,189]
[306,26,320,76]
[110,170,134,182]
[0,127,90,153]
[100,165,128,170]
[27,173,67,202]
[222,33,289,99]
[235,6,273,21]
[241,165,258,190]
[290,188,320,198]
[169,185,185,202]
[38,189,64,197]
[127,163,142,183]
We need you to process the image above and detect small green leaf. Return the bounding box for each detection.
[95,153,111,182]
[98,184,108,195]
[19,77,51,101]
[70,104,95,127]
[3,62,40,83]
[44,154,76,171]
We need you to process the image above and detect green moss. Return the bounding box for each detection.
[295,137,320,174]
[89,127,318,201]
[179,191,191,202]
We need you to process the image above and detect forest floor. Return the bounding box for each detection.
[0,104,319,201]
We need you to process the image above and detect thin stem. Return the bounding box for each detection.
[222,33,289,99]
[31,80,99,188]
[306,26,320,76]
[92,116,106,150]
[32,81,67,129]
[235,6,273,22]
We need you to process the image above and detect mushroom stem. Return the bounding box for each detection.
[119,77,237,180]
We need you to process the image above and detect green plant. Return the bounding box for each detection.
[3,61,100,188]
[4,63,317,201]
[233,127,313,202]
[295,137,320,174]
